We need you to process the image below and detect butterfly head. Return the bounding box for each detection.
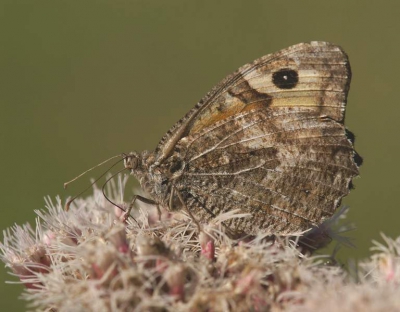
[123,152,140,172]
[123,151,170,204]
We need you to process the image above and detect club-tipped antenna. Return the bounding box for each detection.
[64,155,125,211]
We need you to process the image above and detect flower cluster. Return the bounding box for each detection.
[1,177,400,311]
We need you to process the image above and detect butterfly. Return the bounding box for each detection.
[124,41,362,236]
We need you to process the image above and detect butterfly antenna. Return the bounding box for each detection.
[64,156,125,211]
[64,154,122,189]
[102,169,139,226]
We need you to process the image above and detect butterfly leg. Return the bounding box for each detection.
[124,194,158,222]
[172,186,202,233]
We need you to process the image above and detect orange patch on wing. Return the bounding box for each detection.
[189,100,245,134]
[241,101,270,112]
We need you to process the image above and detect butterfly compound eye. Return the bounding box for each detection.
[124,154,139,170]
[272,68,299,89]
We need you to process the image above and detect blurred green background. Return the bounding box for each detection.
[1,0,399,310]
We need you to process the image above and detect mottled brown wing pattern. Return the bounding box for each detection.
[155,42,351,160]
[174,108,358,235]
[161,42,360,235]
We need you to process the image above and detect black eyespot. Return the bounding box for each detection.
[272,68,299,89]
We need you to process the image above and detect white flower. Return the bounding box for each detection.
[1,178,400,311]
